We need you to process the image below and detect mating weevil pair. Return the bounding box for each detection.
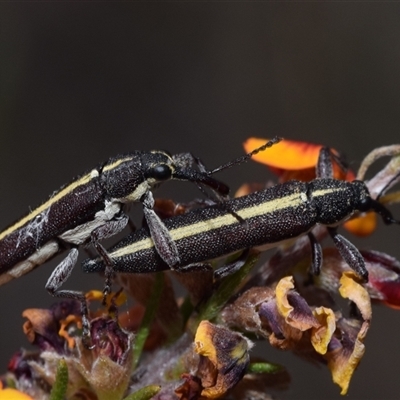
[83,146,399,290]
[0,139,279,340]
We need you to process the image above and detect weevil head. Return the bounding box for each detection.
[101,150,230,202]
[100,151,176,202]
[145,151,230,197]
[142,151,175,183]
[140,150,229,194]
[352,179,399,225]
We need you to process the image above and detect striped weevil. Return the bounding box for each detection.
[83,146,400,290]
[0,139,280,342]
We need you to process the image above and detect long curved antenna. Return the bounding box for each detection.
[209,136,282,175]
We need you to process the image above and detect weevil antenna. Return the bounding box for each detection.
[209,136,282,175]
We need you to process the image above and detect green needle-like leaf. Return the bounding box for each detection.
[248,361,285,374]
[49,358,68,400]
[123,385,161,400]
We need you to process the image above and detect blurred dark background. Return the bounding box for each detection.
[1,4,400,399]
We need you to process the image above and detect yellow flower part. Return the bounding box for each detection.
[275,276,319,331]
[275,276,295,320]
[86,289,127,307]
[0,382,33,400]
[194,320,217,365]
[328,322,369,395]
[343,212,377,237]
[59,314,82,349]
[194,320,251,399]
[311,307,336,355]
[339,272,372,321]
[325,272,371,395]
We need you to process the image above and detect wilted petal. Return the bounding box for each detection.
[259,300,285,340]
[194,321,252,399]
[222,279,323,353]
[22,308,68,354]
[323,273,371,395]
[339,272,372,321]
[221,286,274,336]
[175,373,203,400]
[316,248,400,309]
[75,317,133,400]
[311,307,336,355]
[362,250,400,309]
[326,319,369,395]
[275,277,319,331]
[256,278,320,353]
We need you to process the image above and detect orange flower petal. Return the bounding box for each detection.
[343,212,377,237]
[85,290,104,302]
[86,289,127,307]
[244,137,356,182]
[243,137,323,170]
[59,314,82,349]
[0,387,33,400]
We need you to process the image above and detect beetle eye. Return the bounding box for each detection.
[147,164,172,181]
[358,196,372,212]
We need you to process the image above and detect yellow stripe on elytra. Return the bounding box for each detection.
[102,157,133,173]
[0,172,95,240]
[111,191,306,259]
[312,187,345,198]
[0,156,136,241]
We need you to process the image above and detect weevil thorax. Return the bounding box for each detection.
[101,150,176,203]
[310,178,370,226]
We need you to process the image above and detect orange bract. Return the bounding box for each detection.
[0,382,33,400]
[244,137,323,170]
[343,212,377,237]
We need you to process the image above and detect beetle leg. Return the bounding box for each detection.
[327,227,368,281]
[213,249,250,280]
[308,232,322,275]
[91,214,129,301]
[142,191,181,268]
[45,248,92,347]
[316,147,334,179]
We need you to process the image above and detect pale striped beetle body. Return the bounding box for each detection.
[83,176,390,281]
[0,150,229,285]
[0,150,231,342]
